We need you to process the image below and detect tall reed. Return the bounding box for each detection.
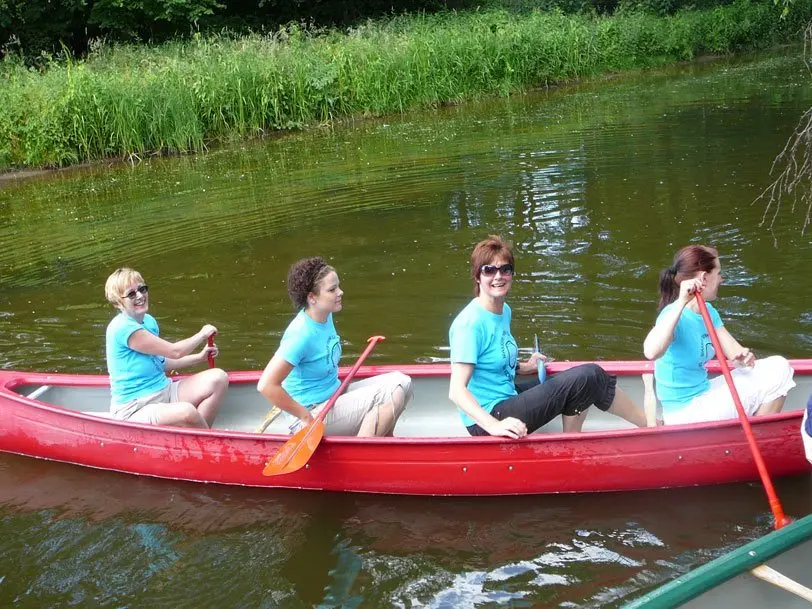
[0,1,808,169]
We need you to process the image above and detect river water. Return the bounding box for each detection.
[0,50,810,607]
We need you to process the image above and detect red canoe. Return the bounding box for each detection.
[0,360,810,495]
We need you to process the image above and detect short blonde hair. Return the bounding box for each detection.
[105,268,144,307]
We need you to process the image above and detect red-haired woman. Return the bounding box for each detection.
[448,235,646,439]
[643,245,795,425]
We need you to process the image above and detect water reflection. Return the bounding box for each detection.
[1,453,808,608]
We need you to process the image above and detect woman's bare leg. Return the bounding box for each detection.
[155,402,208,428]
[177,368,229,426]
[607,388,647,427]
[755,395,786,416]
[562,410,588,433]
[357,386,406,437]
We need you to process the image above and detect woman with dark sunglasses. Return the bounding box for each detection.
[104,267,228,428]
[448,235,646,439]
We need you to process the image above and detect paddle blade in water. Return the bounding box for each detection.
[262,420,325,477]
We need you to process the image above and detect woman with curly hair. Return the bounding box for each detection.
[257,257,413,436]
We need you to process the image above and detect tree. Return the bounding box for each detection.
[755,5,812,232]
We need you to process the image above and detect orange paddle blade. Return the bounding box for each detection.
[262,420,325,477]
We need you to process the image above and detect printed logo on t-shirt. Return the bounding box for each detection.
[501,331,518,380]
[326,335,341,374]
[699,333,715,367]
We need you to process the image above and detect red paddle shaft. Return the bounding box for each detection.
[694,292,789,529]
[207,333,216,368]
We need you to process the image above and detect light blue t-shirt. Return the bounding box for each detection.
[106,313,169,405]
[276,310,342,407]
[654,301,723,412]
[449,299,519,427]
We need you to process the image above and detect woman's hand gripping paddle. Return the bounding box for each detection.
[207,333,216,368]
[262,336,385,477]
[694,292,789,529]
[534,334,546,383]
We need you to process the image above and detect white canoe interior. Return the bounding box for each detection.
[10,371,812,438]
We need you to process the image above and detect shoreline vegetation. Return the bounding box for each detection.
[1,1,810,171]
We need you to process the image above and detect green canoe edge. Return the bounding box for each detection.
[624,512,812,608]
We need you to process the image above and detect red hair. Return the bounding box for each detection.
[470,235,514,296]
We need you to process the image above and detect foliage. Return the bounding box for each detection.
[0,0,787,58]
[89,0,223,39]
[1,1,810,169]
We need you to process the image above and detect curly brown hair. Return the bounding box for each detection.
[287,257,336,310]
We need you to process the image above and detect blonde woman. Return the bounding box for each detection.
[104,268,228,428]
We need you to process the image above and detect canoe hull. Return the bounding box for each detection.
[1,362,810,495]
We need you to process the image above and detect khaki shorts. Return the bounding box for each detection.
[289,371,413,436]
[111,381,180,425]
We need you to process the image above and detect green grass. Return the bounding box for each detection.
[0,1,809,169]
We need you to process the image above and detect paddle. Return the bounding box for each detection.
[207,333,216,368]
[694,291,790,529]
[534,333,546,383]
[262,335,385,477]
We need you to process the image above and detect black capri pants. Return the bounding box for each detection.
[466,363,617,436]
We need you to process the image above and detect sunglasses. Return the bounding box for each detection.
[480,263,514,277]
[123,285,149,300]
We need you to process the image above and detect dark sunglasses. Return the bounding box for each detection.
[480,263,514,277]
[124,284,149,300]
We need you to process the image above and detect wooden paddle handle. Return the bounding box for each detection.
[256,406,282,433]
[750,565,812,601]
[694,292,789,529]
[207,332,216,368]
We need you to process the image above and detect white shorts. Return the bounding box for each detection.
[663,356,795,425]
[111,381,181,425]
[289,371,413,436]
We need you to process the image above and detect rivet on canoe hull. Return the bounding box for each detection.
[725,450,731,455]
[462,467,468,472]
[100,442,104,447]
[677,455,683,461]
[508,466,514,471]
[133,447,137,453]
[305,464,310,469]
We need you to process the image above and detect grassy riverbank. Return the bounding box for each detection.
[0,0,809,169]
